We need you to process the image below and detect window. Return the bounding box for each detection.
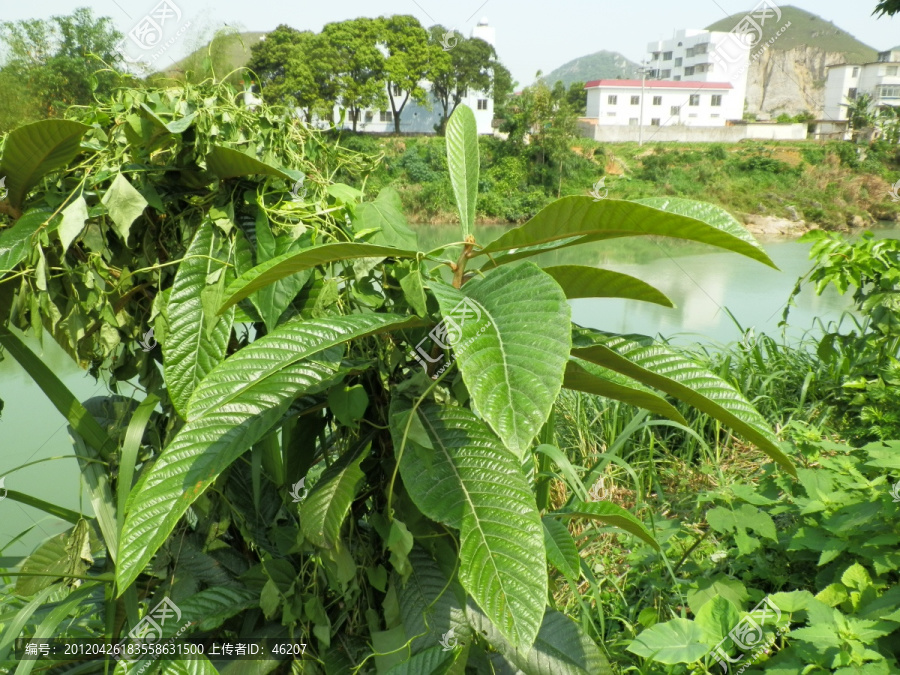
[848,87,858,100]
[689,94,700,106]
[391,84,402,96]
[660,69,671,78]
[608,95,618,104]
[630,95,640,105]
[348,110,359,122]
[650,118,661,126]
[852,67,859,77]
[684,66,695,75]
[477,99,489,110]
[670,105,680,115]
[379,110,393,122]
[879,85,900,97]
[886,66,899,76]
[662,51,672,60]
[652,95,662,105]
[711,94,722,106]
[629,118,639,125]
[686,47,695,57]
[606,112,616,117]
[674,57,682,67]
[694,42,708,54]
[364,111,374,122]
[652,51,661,60]
[688,113,698,118]
[673,75,681,81]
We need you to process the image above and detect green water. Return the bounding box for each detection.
[1,223,897,559]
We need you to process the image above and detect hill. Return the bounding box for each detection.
[705,5,877,64]
[540,50,640,88]
[159,31,265,80]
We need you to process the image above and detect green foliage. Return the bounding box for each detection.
[1,94,792,673]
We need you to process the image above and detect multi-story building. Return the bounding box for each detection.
[584,80,734,127]
[824,47,900,122]
[335,18,496,135]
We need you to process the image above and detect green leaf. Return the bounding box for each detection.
[117,314,415,592]
[205,145,294,180]
[467,605,612,674]
[706,504,778,555]
[163,220,235,418]
[327,384,369,427]
[220,242,419,313]
[572,329,796,476]
[70,426,118,562]
[0,325,115,461]
[627,618,710,664]
[476,197,776,269]
[352,187,418,250]
[0,209,53,278]
[542,518,580,579]
[544,265,673,306]
[101,173,148,241]
[430,263,571,458]
[15,521,98,596]
[386,647,457,675]
[563,359,687,424]
[300,443,370,549]
[392,403,547,651]
[693,595,741,645]
[58,196,88,253]
[445,104,479,239]
[554,500,660,550]
[687,576,749,614]
[0,119,90,208]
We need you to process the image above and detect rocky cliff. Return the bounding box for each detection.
[744,45,848,116]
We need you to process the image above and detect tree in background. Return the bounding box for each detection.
[566,81,587,117]
[843,92,878,142]
[874,0,900,16]
[321,18,386,132]
[380,15,434,134]
[0,7,123,129]
[429,25,498,134]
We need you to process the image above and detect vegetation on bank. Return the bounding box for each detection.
[341,132,900,228]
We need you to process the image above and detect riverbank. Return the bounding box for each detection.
[342,134,900,233]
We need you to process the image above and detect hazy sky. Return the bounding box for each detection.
[5,1,899,86]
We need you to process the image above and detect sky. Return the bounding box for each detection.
[5,1,899,86]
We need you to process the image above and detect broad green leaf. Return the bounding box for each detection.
[58,196,88,253]
[430,263,570,458]
[399,263,428,317]
[627,618,710,665]
[327,384,369,427]
[476,197,775,269]
[15,521,99,596]
[70,428,118,562]
[205,145,294,180]
[687,576,749,614]
[220,242,419,313]
[101,173,148,241]
[542,518,580,579]
[0,325,115,460]
[117,314,415,591]
[706,504,777,555]
[392,403,547,651]
[572,328,796,476]
[467,604,612,674]
[163,220,234,418]
[544,265,673,306]
[300,443,370,548]
[0,119,90,208]
[563,359,687,424]
[693,595,742,645]
[386,647,457,675]
[445,104,479,239]
[554,500,660,550]
[397,547,470,655]
[352,186,418,250]
[0,209,53,277]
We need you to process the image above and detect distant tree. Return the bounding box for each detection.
[491,62,515,118]
[843,93,877,141]
[0,7,123,120]
[321,18,386,132]
[379,15,432,134]
[566,81,587,116]
[429,25,497,134]
[874,0,900,16]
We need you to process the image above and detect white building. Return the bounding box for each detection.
[645,28,751,122]
[585,80,735,128]
[824,47,900,123]
[333,18,496,135]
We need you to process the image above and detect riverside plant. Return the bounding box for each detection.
[0,82,795,672]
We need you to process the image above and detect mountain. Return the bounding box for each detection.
[540,51,641,88]
[705,5,878,115]
[158,31,265,80]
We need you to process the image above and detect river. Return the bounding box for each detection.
[1,223,898,559]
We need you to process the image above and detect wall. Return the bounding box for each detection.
[578,121,808,142]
